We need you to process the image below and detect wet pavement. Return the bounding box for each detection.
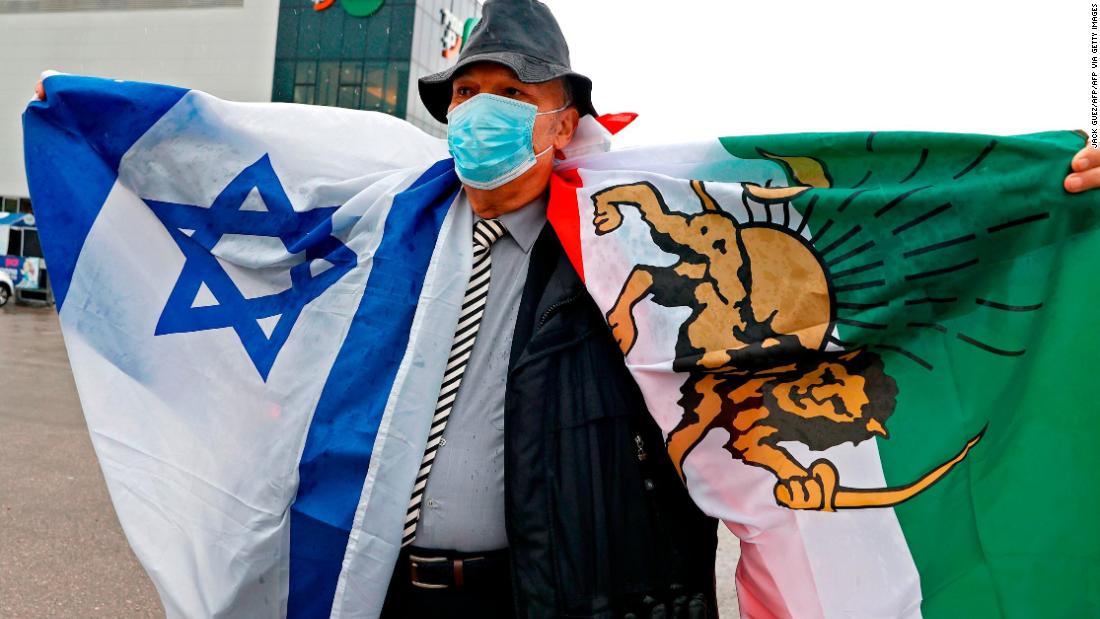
[0,303,162,618]
[715,527,741,616]
[0,302,740,618]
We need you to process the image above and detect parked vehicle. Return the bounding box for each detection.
[1,213,51,305]
[0,269,12,307]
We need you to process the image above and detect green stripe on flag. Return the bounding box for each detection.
[718,131,1099,617]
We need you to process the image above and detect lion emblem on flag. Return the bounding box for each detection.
[590,169,982,511]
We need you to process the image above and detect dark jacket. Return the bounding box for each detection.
[504,223,720,619]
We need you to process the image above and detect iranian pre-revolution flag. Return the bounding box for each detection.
[548,131,1100,618]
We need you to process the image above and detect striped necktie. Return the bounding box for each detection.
[402,217,507,547]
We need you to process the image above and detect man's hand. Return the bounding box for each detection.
[33,70,62,102]
[1065,139,1100,192]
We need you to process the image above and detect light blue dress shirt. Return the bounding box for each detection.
[412,190,548,551]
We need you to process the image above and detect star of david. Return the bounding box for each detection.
[144,154,356,380]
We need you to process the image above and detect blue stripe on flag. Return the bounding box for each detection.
[22,76,187,308]
[288,159,460,618]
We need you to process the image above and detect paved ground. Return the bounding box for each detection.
[0,303,162,618]
[0,302,740,618]
[715,525,741,615]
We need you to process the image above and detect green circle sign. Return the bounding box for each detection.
[341,0,384,18]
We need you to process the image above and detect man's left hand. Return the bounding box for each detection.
[1065,139,1100,192]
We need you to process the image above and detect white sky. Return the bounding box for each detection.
[545,0,1085,148]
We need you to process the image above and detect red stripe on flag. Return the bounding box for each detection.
[548,169,585,283]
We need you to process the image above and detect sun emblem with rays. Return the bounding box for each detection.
[589,152,990,512]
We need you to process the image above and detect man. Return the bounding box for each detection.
[30,2,1100,618]
[377,2,720,618]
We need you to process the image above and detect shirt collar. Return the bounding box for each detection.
[471,191,548,255]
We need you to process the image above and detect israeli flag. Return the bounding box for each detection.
[24,75,474,619]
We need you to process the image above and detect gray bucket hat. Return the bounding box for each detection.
[418,0,596,124]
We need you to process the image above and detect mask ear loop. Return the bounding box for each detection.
[535,99,573,117]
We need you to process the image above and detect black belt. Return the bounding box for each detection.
[400,546,510,591]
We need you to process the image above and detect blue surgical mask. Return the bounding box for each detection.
[446,93,569,190]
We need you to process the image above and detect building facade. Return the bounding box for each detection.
[271,0,480,138]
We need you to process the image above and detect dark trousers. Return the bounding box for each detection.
[379,546,515,619]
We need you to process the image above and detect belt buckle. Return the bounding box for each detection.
[409,554,450,590]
